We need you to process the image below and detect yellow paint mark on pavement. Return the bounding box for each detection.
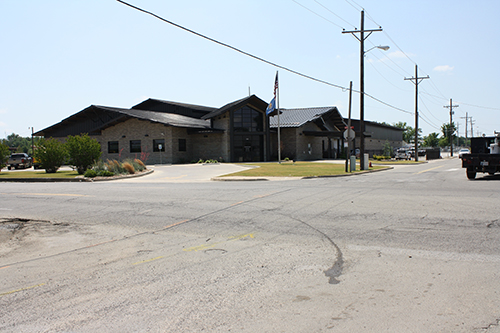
[184,233,255,252]
[132,256,164,265]
[228,233,254,240]
[0,266,10,270]
[414,165,444,175]
[184,243,218,252]
[0,283,46,297]
[231,201,244,206]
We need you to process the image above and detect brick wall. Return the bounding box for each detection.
[99,118,172,164]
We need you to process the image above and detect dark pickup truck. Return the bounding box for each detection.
[461,134,500,180]
[7,153,32,170]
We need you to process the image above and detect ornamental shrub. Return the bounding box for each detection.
[84,169,97,178]
[34,138,67,173]
[122,162,135,174]
[66,134,102,174]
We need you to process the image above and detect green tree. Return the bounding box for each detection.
[0,142,10,171]
[34,138,67,173]
[393,122,421,144]
[65,134,102,174]
[382,140,393,157]
[2,133,40,155]
[423,132,440,147]
[441,122,456,146]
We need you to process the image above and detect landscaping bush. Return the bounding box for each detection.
[128,158,146,172]
[85,159,146,177]
[34,138,67,173]
[97,170,114,177]
[106,159,125,174]
[84,169,97,178]
[66,134,102,174]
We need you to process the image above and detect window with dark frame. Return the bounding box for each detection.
[178,138,186,152]
[130,140,141,153]
[233,106,263,133]
[153,139,165,152]
[108,141,119,154]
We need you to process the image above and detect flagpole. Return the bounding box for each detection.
[276,71,281,164]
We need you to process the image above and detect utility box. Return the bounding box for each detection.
[363,154,369,170]
[350,156,356,171]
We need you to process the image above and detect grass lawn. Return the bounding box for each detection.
[227,161,386,177]
[0,170,80,178]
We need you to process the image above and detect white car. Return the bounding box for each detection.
[458,148,470,158]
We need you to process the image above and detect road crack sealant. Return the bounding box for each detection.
[288,216,344,284]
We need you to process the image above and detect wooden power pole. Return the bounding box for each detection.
[404,65,429,162]
[444,99,459,156]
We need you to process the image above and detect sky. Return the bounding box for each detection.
[1,0,499,140]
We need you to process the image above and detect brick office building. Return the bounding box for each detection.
[35,95,402,164]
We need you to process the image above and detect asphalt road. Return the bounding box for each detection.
[0,158,499,332]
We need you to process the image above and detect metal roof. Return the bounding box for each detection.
[132,98,217,114]
[202,95,268,120]
[269,107,343,128]
[96,106,211,129]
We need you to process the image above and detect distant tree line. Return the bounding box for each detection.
[392,121,466,148]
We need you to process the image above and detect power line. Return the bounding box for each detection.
[419,95,446,124]
[313,0,356,29]
[291,0,345,29]
[116,0,412,116]
[344,0,362,12]
[345,5,499,116]
[366,58,410,92]
[456,102,500,111]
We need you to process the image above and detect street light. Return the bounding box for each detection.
[365,45,390,53]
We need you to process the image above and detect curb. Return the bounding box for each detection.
[211,166,393,181]
[0,169,154,183]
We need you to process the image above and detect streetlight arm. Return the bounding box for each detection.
[364,45,390,54]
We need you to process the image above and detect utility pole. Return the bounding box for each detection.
[470,118,475,138]
[342,11,383,170]
[404,64,429,162]
[444,99,459,157]
[345,81,353,172]
[460,112,468,146]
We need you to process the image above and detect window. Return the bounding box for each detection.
[178,139,186,152]
[108,141,119,154]
[153,139,165,152]
[233,106,263,132]
[130,140,141,153]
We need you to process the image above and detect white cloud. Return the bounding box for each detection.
[433,65,454,72]
[0,109,7,115]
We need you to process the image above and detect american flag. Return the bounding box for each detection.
[273,72,278,98]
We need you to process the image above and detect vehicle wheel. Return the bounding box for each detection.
[466,170,476,180]
[7,166,11,170]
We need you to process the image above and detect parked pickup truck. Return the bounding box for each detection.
[7,153,32,170]
[461,132,500,180]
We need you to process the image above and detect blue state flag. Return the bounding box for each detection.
[266,97,276,116]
